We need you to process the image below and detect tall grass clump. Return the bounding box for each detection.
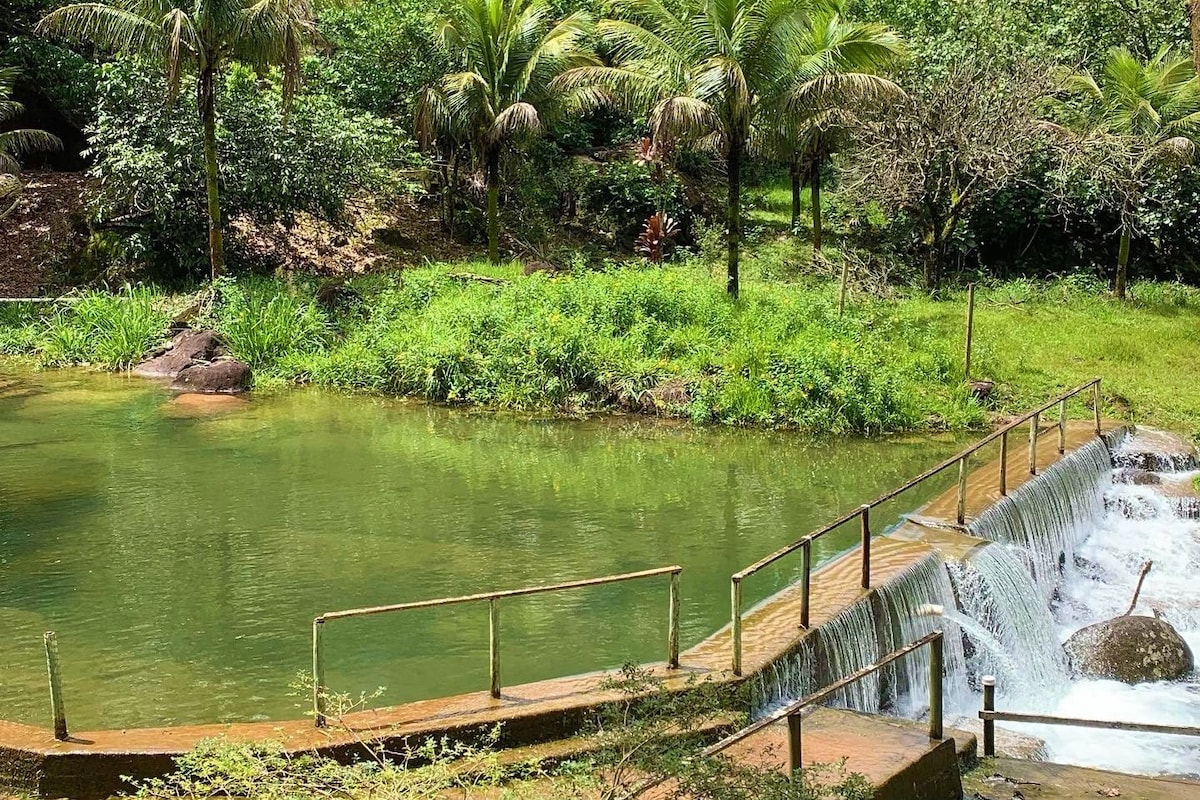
[207,278,330,370]
[13,287,171,368]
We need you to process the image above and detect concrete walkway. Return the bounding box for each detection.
[965,758,1200,800]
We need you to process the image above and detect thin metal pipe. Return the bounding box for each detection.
[800,539,812,629]
[312,619,327,728]
[859,505,871,589]
[489,598,500,698]
[982,676,995,757]
[1057,398,1067,454]
[928,632,943,740]
[1028,412,1040,475]
[998,429,1008,496]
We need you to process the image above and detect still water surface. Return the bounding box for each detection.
[0,367,967,729]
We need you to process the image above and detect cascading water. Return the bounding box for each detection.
[967,436,1113,598]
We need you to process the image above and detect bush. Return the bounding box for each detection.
[205,278,330,370]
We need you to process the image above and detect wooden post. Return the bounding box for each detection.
[1057,398,1067,454]
[928,632,943,740]
[998,430,1008,497]
[956,456,968,525]
[312,618,326,729]
[1028,412,1040,475]
[44,632,67,741]
[964,283,976,381]
[489,598,500,698]
[859,505,871,590]
[1093,378,1102,436]
[731,578,743,676]
[800,539,812,629]
[787,711,803,775]
[667,571,680,669]
[982,675,996,757]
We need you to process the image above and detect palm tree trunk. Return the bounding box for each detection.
[1191,0,1200,74]
[726,134,742,299]
[790,155,801,231]
[811,164,823,252]
[486,146,500,264]
[199,64,224,281]
[1116,218,1132,300]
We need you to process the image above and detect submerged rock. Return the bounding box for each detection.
[170,359,253,394]
[1063,614,1194,684]
[134,329,224,379]
[163,392,251,416]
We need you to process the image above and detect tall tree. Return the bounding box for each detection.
[759,1,904,251]
[415,0,593,264]
[559,0,899,297]
[38,0,320,279]
[1045,47,1200,299]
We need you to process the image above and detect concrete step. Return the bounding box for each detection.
[965,757,1200,800]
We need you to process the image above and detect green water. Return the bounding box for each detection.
[0,366,969,730]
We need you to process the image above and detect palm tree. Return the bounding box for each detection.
[39,0,320,279]
[558,0,900,296]
[1046,48,1200,299]
[415,0,594,264]
[759,2,904,252]
[1,67,62,218]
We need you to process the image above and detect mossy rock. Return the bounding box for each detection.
[1064,615,1194,684]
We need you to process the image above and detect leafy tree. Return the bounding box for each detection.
[0,65,61,218]
[415,0,594,264]
[560,0,897,296]
[1045,48,1200,299]
[39,0,322,279]
[758,0,904,250]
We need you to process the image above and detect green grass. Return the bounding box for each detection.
[2,268,1198,437]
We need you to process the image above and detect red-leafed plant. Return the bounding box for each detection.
[636,212,679,262]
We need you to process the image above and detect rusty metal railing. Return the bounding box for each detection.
[730,379,1103,675]
[311,565,682,727]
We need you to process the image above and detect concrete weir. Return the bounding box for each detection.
[0,418,1125,798]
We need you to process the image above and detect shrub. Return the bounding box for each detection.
[23,288,169,368]
[206,279,330,370]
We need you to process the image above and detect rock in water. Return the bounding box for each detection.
[134,329,225,378]
[170,359,253,394]
[1064,615,1194,684]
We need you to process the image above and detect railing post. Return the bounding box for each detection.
[312,618,326,729]
[956,456,968,525]
[964,282,976,381]
[982,675,996,757]
[1057,398,1067,454]
[43,632,67,741]
[928,632,943,740]
[859,505,871,589]
[1093,378,1102,436]
[731,577,743,676]
[489,598,501,698]
[787,710,803,776]
[800,539,812,629]
[1028,412,1040,475]
[998,429,1008,496]
[668,570,680,669]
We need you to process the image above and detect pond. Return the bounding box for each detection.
[0,366,969,729]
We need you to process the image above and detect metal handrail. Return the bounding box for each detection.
[730,378,1103,675]
[707,631,945,774]
[979,675,1200,756]
[311,565,682,727]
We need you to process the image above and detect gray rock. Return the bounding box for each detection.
[170,359,253,394]
[134,329,224,379]
[1064,614,1194,684]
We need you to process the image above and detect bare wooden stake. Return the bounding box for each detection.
[800,539,812,629]
[982,675,996,757]
[1123,561,1154,616]
[787,712,803,775]
[859,505,871,589]
[489,598,501,698]
[312,618,327,728]
[44,632,67,741]
[730,578,743,676]
[964,283,976,381]
[667,571,680,669]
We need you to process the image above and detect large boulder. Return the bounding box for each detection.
[134,329,224,378]
[1064,614,1194,684]
[170,359,253,394]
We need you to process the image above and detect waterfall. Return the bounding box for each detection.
[967,436,1114,599]
[948,543,1070,706]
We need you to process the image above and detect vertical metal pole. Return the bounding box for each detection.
[312,618,326,728]
[667,570,680,669]
[998,429,1008,496]
[1057,398,1067,454]
[859,505,871,590]
[787,711,803,776]
[489,598,501,698]
[800,539,812,629]
[982,675,996,757]
[964,283,976,382]
[956,455,968,525]
[44,632,67,741]
[1093,378,1102,436]
[928,633,943,740]
[731,578,743,676]
[1028,412,1039,475]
